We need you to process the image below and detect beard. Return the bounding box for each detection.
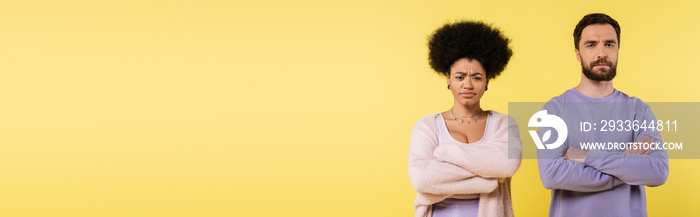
[582,58,617,81]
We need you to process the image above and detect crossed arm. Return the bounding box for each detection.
[564,135,668,186]
[537,101,670,192]
[408,115,522,195]
[408,122,498,195]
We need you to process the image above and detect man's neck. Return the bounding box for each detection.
[575,74,615,98]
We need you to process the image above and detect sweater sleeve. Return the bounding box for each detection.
[583,103,670,186]
[432,114,522,178]
[536,101,624,192]
[538,157,624,192]
[408,115,499,195]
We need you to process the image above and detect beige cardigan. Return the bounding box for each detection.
[408,111,522,217]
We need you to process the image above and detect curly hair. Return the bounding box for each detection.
[428,21,512,79]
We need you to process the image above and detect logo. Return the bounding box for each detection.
[528,110,568,149]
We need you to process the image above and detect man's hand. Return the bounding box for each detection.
[565,147,588,164]
[624,136,654,155]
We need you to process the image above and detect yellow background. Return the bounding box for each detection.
[1,0,698,216]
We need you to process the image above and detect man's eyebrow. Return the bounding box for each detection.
[454,72,467,75]
[584,40,598,44]
[604,40,617,44]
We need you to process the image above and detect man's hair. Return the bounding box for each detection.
[573,13,621,50]
[428,20,512,79]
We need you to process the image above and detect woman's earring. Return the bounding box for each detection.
[447,84,451,90]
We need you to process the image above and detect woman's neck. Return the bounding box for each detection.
[452,102,482,117]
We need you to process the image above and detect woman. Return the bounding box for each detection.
[408,21,522,217]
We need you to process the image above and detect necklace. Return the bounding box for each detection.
[450,108,484,124]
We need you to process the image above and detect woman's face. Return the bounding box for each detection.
[448,58,488,107]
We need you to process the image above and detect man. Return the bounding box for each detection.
[536,13,669,217]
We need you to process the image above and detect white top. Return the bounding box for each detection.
[430,112,493,217]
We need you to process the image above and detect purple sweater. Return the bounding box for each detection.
[537,88,669,217]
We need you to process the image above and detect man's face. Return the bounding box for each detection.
[576,24,619,81]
